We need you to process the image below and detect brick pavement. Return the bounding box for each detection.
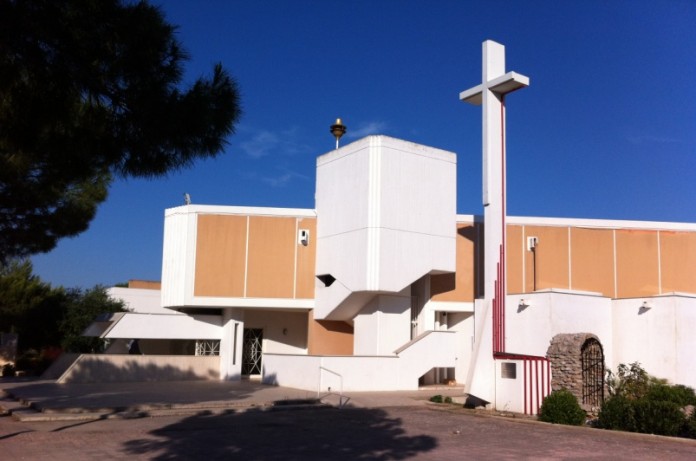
[2,403,696,460]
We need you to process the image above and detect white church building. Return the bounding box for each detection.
[76,41,696,415]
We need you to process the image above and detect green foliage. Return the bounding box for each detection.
[60,286,125,353]
[606,362,652,400]
[682,413,696,439]
[2,363,15,377]
[599,362,696,438]
[538,389,586,426]
[0,260,64,350]
[598,395,636,431]
[632,399,684,436]
[645,383,696,407]
[0,0,242,261]
[0,260,125,355]
[429,395,453,404]
[14,348,52,375]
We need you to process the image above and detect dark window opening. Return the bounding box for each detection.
[316,274,336,287]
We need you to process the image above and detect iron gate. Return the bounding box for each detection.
[581,338,604,407]
[242,328,263,375]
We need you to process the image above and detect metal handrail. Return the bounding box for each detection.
[319,366,346,408]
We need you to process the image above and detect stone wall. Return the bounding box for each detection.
[546,333,604,406]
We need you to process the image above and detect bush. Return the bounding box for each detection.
[538,389,586,426]
[1,363,16,377]
[14,349,51,375]
[645,383,696,407]
[429,395,453,404]
[633,399,684,436]
[598,395,636,431]
[681,413,696,439]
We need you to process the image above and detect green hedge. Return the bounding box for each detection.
[599,363,696,438]
[538,389,586,426]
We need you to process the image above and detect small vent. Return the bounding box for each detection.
[501,362,517,379]
[316,274,336,287]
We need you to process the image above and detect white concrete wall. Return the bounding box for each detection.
[505,291,614,367]
[494,358,550,415]
[315,136,457,320]
[57,354,220,383]
[108,287,169,314]
[612,294,696,388]
[448,312,474,386]
[220,308,244,380]
[105,313,222,340]
[495,359,524,413]
[161,207,197,308]
[353,294,411,355]
[263,331,456,392]
[244,310,308,355]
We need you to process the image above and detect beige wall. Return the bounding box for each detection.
[192,212,696,302]
[194,214,247,297]
[506,225,696,298]
[128,280,161,290]
[661,232,696,293]
[193,214,317,299]
[570,228,615,296]
[307,311,353,355]
[432,223,479,302]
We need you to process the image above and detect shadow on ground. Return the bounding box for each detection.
[122,406,437,460]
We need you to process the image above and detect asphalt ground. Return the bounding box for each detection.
[1,379,695,460]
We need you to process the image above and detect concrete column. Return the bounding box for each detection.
[220,308,245,380]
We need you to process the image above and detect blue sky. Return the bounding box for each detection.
[31,0,696,288]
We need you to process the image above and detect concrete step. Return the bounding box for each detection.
[10,399,332,422]
[0,396,30,416]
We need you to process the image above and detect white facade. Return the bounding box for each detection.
[314,135,457,320]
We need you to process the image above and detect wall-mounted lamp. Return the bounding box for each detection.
[298,229,310,246]
[639,301,652,315]
[517,299,530,312]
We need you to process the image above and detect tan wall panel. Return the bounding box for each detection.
[307,311,354,355]
[432,223,478,302]
[570,228,615,297]
[295,218,317,299]
[194,215,247,297]
[660,231,696,293]
[616,230,659,297]
[128,280,161,290]
[507,226,524,294]
[246,216,296,298]
[524,226,569,292]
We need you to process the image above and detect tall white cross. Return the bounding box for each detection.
[460,40,528,403]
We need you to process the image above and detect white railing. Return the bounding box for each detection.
[319,366,346,408]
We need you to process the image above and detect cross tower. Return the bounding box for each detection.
[460,40,528,403]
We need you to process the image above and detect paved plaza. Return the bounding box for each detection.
[1,379,695,460]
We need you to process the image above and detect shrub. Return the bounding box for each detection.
[1,363,16,377]
[681,413,696,439]
[633,399,684,436]
[607,362,651,399]
[429,395,453,404]
[645,383,696,407]
[598,395,636,431]
[538,389,586,426]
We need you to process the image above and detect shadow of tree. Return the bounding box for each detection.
[123,407,437,460]
[58,354,221,383]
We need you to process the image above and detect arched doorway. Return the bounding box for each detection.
[581,337,604,407]
[547,333,606,409]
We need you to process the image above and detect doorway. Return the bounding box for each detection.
[242,328,263,376]
[581,337,605,407]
